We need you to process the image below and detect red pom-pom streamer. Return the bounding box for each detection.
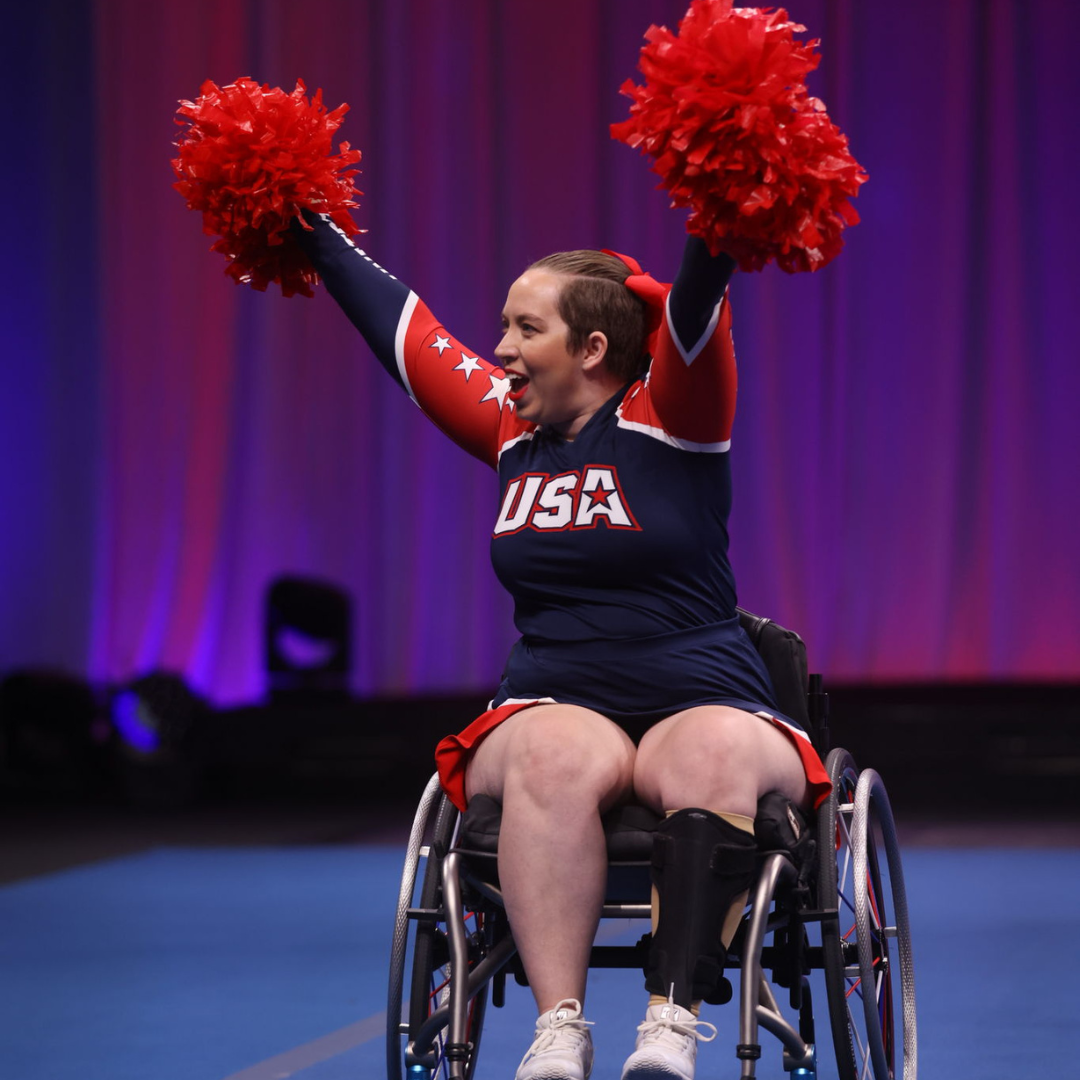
[172,77,363,297]
[611,0,867,273]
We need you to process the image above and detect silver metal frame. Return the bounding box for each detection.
[387,774,445,1080]
[388,767,917,1080]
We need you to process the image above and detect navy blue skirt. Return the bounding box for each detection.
[490,615,806,739]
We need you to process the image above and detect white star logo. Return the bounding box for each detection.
[430,334,452,355]
[479,372,513,410]
[453,352,482,381]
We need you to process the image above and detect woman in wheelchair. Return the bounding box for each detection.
[292,216,833,1080]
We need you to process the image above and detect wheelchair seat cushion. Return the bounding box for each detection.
[457,793,817,875]
[458,795,662,861]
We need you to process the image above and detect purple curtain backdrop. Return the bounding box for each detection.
[2,0,1078,705]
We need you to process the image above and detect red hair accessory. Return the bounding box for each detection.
[602,248,672,356]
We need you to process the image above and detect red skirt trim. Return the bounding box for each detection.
[434,700,549,812]
[756,712,833,811]
[434,700,832,813]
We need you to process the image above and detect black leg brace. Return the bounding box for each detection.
[644,808,758,1005]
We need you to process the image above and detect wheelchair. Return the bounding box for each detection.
[387,611,917,1080]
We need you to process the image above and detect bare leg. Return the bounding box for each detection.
[633,705,811,815]
[465,704,636,1011]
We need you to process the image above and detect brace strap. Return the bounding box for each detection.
[644,808,758,1005]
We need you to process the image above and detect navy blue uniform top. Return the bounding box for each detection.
[294,216,796,734]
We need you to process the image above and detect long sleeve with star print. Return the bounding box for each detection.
[617,239,739,451]
[293,213,525,469]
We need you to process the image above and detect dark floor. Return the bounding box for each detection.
[4,790,1079,888]
[3,681,1078,885]
[0,798,407,885]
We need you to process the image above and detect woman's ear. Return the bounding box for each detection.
[580,330,609,373]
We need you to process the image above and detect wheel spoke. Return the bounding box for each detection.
[866,875,884,931]
[848,1004,871,1077]
[837,815,854,890]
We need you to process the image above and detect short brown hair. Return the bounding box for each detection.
[528,250,649,382]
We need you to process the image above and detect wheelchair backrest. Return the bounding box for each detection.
[736,608,822,748]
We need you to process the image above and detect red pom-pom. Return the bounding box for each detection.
[172,77,363,297]
[611,0,867,273]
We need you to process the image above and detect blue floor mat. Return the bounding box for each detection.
[2,845,1077,1079]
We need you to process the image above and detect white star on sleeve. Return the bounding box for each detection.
[479,372,512,410]
[430,334,452,355]
[453,352,482,381]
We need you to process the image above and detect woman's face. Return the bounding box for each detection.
[495,269,603,437]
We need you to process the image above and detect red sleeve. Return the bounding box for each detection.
[618,293,737,452]
[395,293,533,469]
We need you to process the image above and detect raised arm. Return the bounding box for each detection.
[667,237,737,360]
[293,214,526,467]
[621,238,739,451]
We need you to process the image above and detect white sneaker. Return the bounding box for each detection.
[620,1000,717,1080]
[515,998,595,1080]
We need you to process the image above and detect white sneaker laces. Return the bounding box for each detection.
[518,998,595,1071]
[636,1007,717,1046]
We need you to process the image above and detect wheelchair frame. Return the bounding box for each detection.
[387,615,917,1080]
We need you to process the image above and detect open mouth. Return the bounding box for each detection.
[507,373,530,401]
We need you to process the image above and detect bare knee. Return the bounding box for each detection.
[511,710,634,810]
[635,708,805,816]
[473,706,635,813]
[642,712,754,811]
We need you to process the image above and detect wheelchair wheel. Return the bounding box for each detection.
[387,777,489,1080]
[388,775,445,1080]
[818,749,917,1080]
